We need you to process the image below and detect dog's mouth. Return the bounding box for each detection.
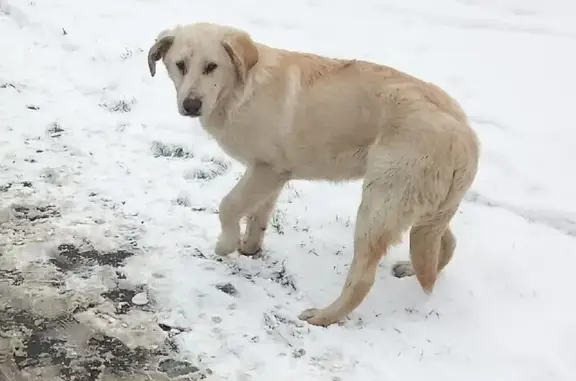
[180,111,201,118]
[178,108,201,118]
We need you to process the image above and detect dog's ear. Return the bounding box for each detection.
[222,32,259,82]
[148,34,175,77]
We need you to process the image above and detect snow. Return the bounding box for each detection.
[1,0,576,380]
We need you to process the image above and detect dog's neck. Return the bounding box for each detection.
[201,69,260,130]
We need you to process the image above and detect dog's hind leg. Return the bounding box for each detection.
[392,206,458,292]
[299,162,413,326]
[437,224,456,273]
[392,226,456,278]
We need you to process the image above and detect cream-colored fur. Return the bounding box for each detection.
[148,22,480,327]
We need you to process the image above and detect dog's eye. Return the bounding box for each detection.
[176,61,187,75]
[203,62,218,75]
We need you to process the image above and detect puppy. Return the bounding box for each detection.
[148,22,480,326]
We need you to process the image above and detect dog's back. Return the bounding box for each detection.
[218,46,477,186]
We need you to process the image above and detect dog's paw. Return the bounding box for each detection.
[215,234,239,256]
[392,261,415,278]
[298,308,340,327]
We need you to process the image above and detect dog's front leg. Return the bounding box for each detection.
[215,163,288,256]
[240,187,283,255]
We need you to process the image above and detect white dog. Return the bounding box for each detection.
[148,22,480,327]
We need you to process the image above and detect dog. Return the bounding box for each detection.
[147,22,480,327]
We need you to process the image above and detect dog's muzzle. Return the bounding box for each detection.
[182,97,202,117]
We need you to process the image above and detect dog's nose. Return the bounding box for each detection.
[182,97,202,116]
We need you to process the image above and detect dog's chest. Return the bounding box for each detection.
[203,120,284,166]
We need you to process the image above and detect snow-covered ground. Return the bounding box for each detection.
[1,0,576,380]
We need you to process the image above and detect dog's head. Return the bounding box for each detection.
[148,23,259,118]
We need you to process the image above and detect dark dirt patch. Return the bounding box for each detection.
[13,204,60,221]
[46,122,64,136]
[1,304,194,381]
[215,282,238,297]
[1,308,72,370]
[14,333,69,369]
[99,98,136,113]
[50,244,133,272]
[0,269,24,286]
[59,358,103,381]
[269,260,297,292]
[158,323,172,332]
[13,328,150,380]
[186,166,224,181]
[157,323,191,338]
[150,140,194,158]
[188,168,217,180]
[203,157,229,173]
[115,270,127,279]
[0,306,52,333]
[158,358,200,378]
[101,286,151,315]
[0,82,18,91]
[0,237,213,380]
[184,157,230,181]
[220,255,297,293]
[86,335,149,373]
[271,210,287,235]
